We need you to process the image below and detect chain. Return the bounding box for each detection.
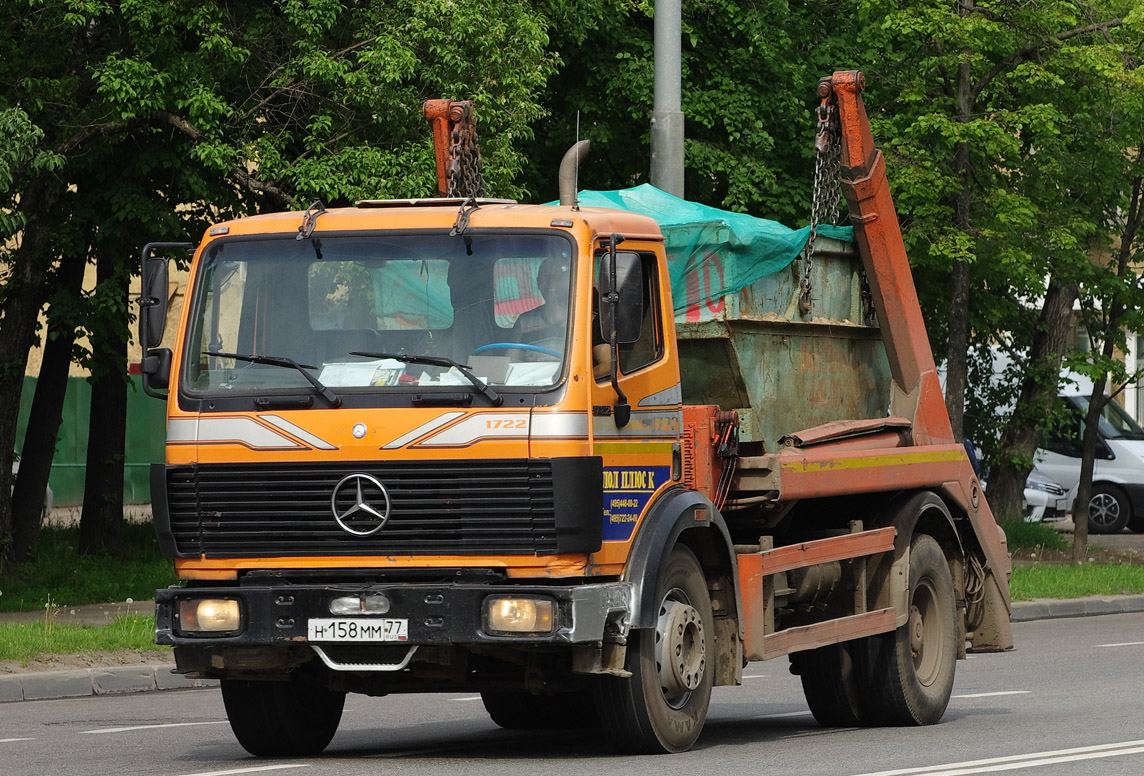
[446,103,486,199]
[797,98,842,316]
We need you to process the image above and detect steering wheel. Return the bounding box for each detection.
[473,342,561,359]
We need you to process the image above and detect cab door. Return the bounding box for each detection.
[590,245,681,551]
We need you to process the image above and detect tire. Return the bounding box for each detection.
[862,534,957,726]
[1088,484,1131,534]
[482,690,599,729]
[221,675,346,757]
[594,545,713,754]
[793,642,868,727]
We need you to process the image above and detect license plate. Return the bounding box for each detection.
[307,617,409,642]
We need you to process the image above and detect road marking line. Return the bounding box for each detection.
[743,674,770,679]
[177,766,310,776]
[1096,641,1144,647]
[449,695,483,701]
[0,738,34,743]
[81,721,229,734]
[753,711,810,719]
[851,739,1144,776]
[952,690,1031,698]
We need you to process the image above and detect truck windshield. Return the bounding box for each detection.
[182,233,574,398]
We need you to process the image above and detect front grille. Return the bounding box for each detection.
[165,460,557,557]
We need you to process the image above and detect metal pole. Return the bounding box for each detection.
[651,0,684,198]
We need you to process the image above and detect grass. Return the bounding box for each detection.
[999,519,1069,554]
[1010,563,1144,601]
[0,523,177,612]
[1001,517,1144,600]
[0,615,169,663]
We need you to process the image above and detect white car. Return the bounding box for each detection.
[1023,471,1069,523]
[11,454,53,521]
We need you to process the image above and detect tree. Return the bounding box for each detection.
[0,0,557,566]
[852,0,1139,520]
[521,0,853,222]
[1071,164,1144,559]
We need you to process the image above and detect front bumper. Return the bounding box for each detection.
[155,581,633,648]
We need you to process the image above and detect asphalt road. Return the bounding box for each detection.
[2,612,1143,776]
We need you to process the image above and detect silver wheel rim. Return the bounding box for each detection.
[1090,492,1121,530]
[655,587,706,709]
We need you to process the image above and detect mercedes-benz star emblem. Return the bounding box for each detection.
[330,473,391,536]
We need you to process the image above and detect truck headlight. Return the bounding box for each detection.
[178,598,241,633]
[484,596,556,635]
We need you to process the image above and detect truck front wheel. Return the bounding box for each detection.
[594,545,713,754]
[863,533,957,726]
[221,675,345,756]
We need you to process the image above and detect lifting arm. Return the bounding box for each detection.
[822,71,955,447]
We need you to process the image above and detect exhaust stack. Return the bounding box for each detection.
[558,140,591,208]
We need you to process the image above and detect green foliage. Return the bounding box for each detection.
[0,616,167,664]
[0,524,175,612]
[850,0,1144,463]
[520,0,851,221]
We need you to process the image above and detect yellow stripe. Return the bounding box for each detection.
[594,443,674,455]
[781,449,964,474]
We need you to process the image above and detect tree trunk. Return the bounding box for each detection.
[1072,383,1102,562]
[0,176,63,571]
[78,253,129,557]
[11,250,88,559]
[946,257,970,440]
[945,50,975,441]
[987,275,1078,521]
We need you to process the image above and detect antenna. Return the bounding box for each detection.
[573,111,581,210]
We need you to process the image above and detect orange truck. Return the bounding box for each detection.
[140,71,1012,756]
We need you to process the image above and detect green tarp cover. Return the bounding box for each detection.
[570,184,854,314]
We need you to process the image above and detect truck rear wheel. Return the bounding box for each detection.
[481,690,598,729]
[864,534,956,726]
[221,675,345,756]
[793,642,868,727]
[594,545,713,754]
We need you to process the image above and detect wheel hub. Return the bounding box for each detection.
[656,598,706,700]
[909,605,924,657]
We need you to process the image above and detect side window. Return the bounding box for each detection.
[494,257,543,329]
[595,252,663,375]
[370,260,453,331]
[308,261,378,330]
[1044,406,1083,457]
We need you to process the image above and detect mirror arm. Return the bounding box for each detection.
[605,233,631,427]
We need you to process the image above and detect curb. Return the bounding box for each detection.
[0,664,217,704]
[1010,593,1144,622]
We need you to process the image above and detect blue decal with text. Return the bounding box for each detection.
[602,466,670,541]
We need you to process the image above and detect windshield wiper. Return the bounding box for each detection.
[351,351,502,407]
[206,350,341,407]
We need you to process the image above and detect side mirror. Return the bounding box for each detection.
[599,251,643,344]
[140,257,169,350]
[138,241,193,399]
[140,348,172,390]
